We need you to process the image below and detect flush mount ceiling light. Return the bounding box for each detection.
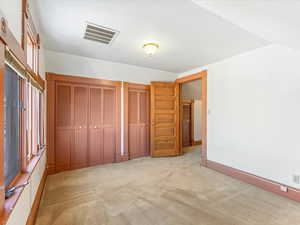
[143,43,160,56]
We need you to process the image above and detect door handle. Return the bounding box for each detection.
[151,122,155,126]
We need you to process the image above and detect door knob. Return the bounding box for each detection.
[94,126,97,129]
[79,126,82,129]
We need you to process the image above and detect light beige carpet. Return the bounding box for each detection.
[36,148,300,225]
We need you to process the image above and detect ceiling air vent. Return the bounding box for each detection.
[84,22,119,45]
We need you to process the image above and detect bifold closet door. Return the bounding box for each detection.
[128,89,150,159]
[55,83,73,172]
[102,88,116,163]
[89,87,116,165]
[72,85,89,169]
[89,87,103,165]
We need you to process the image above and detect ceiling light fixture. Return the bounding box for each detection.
[143,43,159,56]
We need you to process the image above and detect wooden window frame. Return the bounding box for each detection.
[0,1,45,223]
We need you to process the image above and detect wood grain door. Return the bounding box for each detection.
[182,100,193,147]
[89,87,103,166]
[72,85,89,169]
[128,88,150,159]
[150,82,180,157]
[102,88,116,163]
[55,83,73,172]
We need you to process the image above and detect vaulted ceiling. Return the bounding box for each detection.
[192,0,300,50]
[33,0,269,73]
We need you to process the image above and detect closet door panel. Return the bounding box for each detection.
[55,83,73,172]
[103,128,115,163]
[72,129,88,168]
[129,125,139,159]
[139,91,150,157]
[72,85,89,167]
[128,88,150,159]
[102,88,116,163]
[89,87,103,165]
[89,129,103,165]
[140,125,149,157]
[56,129,73,172]
[56,84,72,128]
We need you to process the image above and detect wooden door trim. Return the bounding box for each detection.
[176,70,207,166]
[46,73,122,87]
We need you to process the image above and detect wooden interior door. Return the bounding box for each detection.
[128,88,150,159]
[182,100,193,147]
[55,83,73,172]
[72,85,89,169]
[150,82,180,157]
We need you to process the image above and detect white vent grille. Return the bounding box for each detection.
[84,22,118,45]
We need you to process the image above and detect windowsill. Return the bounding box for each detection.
[0,149,46,224]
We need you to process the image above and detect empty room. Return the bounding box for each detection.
[0,0,300,225]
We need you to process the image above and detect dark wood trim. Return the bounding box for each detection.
[176,70,207,165]
[46,73,122,87]
[25,170,47,225]
[207,160,300,203]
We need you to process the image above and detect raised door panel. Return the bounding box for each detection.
[103,88,115,163]
[140,125,149,157]
[72,129,88,168]
[56,129,73,172]
[89,87,103,165]
[72,85,88,167]
[56,84,72,128]
[129,126,139,159]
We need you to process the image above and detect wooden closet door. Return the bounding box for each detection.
[72,85,89,169]
[139,91,150,157]
[102,88,116,163]
[89,87,103,166]
[128,91,139,159]
[128,88,150,159]
[55,83,73,172]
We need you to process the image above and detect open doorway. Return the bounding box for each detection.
[176,71,207,166]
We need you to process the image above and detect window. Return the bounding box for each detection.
[4,65,22,187]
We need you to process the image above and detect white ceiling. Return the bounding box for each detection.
[192,0,300,51]
[34,0,268,73]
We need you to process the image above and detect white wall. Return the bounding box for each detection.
[194,100,202,141]
[45,50,177,84]
[178,44,300,189]
[0,0,22,44]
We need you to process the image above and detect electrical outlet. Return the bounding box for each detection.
[280,185,288,192]
[293,175,300,185]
